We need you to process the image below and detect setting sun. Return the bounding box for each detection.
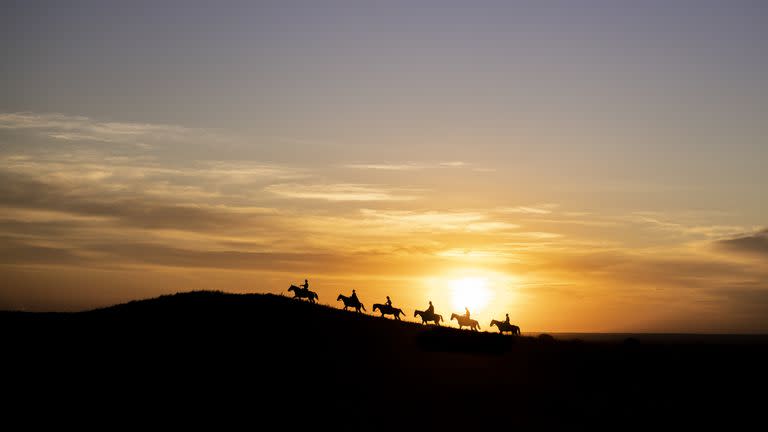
[450,277,492,313]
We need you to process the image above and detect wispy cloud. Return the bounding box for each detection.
[360,209,483,228]
[715,229,768,257]
[345,161,469,171]
[0,112,231,148]
[359,209,520,233]
[438,161,466,167]
[344,163,426,171]
[510,231,563,239]
[498,204,558,215]
[635,214,748,238]
[265,183,420,201]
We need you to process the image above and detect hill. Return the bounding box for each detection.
[4,291,767,430]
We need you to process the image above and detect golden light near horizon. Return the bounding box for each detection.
[450,277,492,314]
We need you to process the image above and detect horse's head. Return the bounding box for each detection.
[413,310,419,318]
[373,304,379,312]
[336,294,343,301]
[490,320,497,327]
[450,313,458,321]
[288,285,296,292]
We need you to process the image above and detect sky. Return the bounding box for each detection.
[1,0,767,333]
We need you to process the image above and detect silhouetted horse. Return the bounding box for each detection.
[414,310,442,325]
[450,313,480,331]
[490,320,520,335]
[288,285,318,303]
[372,304,404,320]
[337,294,366,313]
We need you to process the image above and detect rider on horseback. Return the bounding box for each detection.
[386,296,392,307]
[425,300,435,318]
[505,313,510,324]
[350,289,359,303]
[465,307,470,320]
[300,279,309,291]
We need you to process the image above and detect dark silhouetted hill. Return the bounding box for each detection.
[4,291,767,430]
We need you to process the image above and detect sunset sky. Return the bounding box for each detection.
[1,1,767,332]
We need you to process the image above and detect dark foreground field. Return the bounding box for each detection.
[4,291,767,430]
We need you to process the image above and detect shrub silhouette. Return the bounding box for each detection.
[538,333,555,342]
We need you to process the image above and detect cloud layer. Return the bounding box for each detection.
[716,229,768,257]
[1,112,767,332]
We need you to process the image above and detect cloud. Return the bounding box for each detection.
[0,112,187,137]
[360,209,483,228]
[358,209,522,233]
[524,247,768,296]
[509,232,563,239]
[265,183,420,201]
[344,161,468,171]
[634,214,748,238]
[0,112,232,149]
[344,163,425,171]
[715,229,768,257]
[498,204,558,215]
[0,237,86,266]
[0,171,279,232]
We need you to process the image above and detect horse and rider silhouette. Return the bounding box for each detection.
[451,307,480,331]
[287,279,318,303]
[490,313,520,335]
[414,300,442,325]
[373,295,405,320]
[337,289,366,313]
[288,281,521,334]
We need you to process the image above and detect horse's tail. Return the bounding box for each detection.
[362,303,367,311]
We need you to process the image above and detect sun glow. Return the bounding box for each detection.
[450,277,492,313]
